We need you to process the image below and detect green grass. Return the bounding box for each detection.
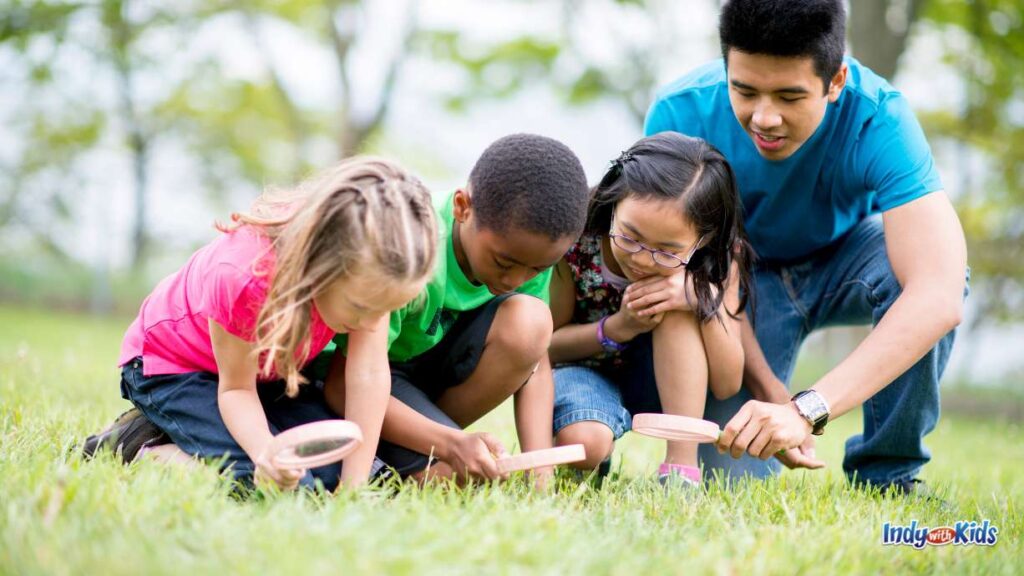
[1,305,1021,575]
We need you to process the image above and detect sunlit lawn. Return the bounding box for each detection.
[1,305,1020,575]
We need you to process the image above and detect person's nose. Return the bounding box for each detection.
[751,98,782,130]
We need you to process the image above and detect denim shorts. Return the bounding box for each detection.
[119,357,379,491]
[553,333,662,440]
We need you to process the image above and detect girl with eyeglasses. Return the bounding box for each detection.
[548,132,754,486]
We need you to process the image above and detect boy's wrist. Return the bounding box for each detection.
[437,428,464,461]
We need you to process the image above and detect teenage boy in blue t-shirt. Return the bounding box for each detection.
[643,0,967,494]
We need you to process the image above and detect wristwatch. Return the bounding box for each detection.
[791,389,830,436]
[596,315,628,353]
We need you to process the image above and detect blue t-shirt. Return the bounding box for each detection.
[644,57,942,263]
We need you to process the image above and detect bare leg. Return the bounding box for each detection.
[435,295,552,427]
[555,421,614,470]
[652,310,709,466]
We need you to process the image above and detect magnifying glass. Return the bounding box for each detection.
[266,420,363,470]
[631,413,721,443]
[631,413,787,455]
[495,444,587,474]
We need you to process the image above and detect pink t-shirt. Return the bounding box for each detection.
[119,226,335,379]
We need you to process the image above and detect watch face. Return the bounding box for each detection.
[796,392,828,423]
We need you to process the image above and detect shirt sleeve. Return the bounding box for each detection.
[860,94,943,212]
[644,96,678,137]
[517,268,553,304]
[203,262,267,342]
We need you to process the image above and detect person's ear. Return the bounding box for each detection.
[827,63,848,103]
[453,188,472,223]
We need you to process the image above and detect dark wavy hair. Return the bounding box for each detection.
[586,132,755,323]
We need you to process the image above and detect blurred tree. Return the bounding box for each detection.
[421,0,689,128]
[919,0,1024,322]
[0,1,186,283]
[849,0,928,80]
[161,0,418,187]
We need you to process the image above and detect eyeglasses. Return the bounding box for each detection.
[608,215,703,269]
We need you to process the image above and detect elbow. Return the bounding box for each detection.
[928,285,965,333]
[942,298,964,333]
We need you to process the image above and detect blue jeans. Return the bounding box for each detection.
[700,215,967,484]
[120,358,356,491]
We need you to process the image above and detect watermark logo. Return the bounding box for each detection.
[882,520,999,549]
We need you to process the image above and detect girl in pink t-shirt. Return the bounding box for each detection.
[87,157,438,491]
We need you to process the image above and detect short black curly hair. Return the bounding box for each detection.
[468,133,589,240]
[720,0,846,93]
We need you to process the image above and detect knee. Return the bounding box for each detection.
[488,295,553,362]
[556,422,614,469]
[653,309,699,334]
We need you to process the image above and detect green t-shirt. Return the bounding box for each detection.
[322,189,551,365]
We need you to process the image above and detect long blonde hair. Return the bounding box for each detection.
[219,157,438,396]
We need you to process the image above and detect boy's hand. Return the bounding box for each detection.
[443,431,509,481]
[625,272,712,317]
[254,449,305,491]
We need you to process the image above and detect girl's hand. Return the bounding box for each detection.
[625,272,715,317]
[254,448,305,491]
[605,301,663,343]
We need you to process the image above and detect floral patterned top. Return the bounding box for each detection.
[563,233,628,370]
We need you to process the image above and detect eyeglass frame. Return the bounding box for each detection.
[608,214,704,270]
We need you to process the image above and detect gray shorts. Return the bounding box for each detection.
[376,293,516,476]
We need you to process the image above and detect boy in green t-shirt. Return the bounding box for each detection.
[323,134,590,484]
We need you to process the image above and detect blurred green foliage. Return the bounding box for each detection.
[921,0,1024,323]
[1,0,1021,323]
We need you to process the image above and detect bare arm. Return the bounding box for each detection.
[549,259,659,364]
[329,315,392,487]
[739,314,791,403]
[513,354,554,453]
[548,259,603,363]
[209,318,303,488]
[209,318,272,458]
[811,191,966,418]
[716,192,966,463]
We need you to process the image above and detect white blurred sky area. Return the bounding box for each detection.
[1,1,1020,382]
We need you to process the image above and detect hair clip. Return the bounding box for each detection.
[605,149,635,178]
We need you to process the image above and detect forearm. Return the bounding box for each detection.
[549,322,603,364]
[739,314,790,403]
[813,285,962,419]
[218,387,274,460]
[380,396,459,461]
[339,367,390,486]
[699,313,744,399]
[550,313,640,365]
[513,355,554,453]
